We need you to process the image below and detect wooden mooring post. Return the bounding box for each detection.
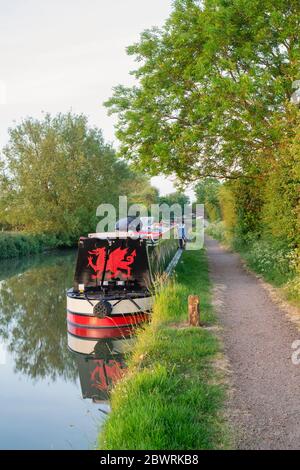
[188,295,200,327]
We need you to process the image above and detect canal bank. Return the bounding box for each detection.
[0,232,75,260]
[99,249,230,450]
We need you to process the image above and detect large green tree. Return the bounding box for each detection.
[105,0,300,181]
[0,113,156,238]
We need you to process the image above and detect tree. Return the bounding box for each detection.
[158,191,190,210]
[104,0,300,275]
[126,173,159,206]
[0,113,155,239]
[195,178,221,221]
[105,0,300,182]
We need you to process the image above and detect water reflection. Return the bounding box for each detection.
[0,250,133,449]
[69,337,133,406]
[0,251,77,381]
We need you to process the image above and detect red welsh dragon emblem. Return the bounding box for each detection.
[87,247,137,279]
[90,360,124,391]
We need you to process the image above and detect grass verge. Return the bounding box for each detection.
[206,221,300,306]
[98,249,229,450]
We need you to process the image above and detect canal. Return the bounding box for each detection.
[0,250,129,450]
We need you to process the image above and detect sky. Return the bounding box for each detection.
[0,0,194,199]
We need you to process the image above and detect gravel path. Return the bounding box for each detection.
[206,237,300,450]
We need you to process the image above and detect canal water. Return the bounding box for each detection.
[0,250,129,450]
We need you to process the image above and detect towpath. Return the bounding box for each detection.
[206,237,300,449]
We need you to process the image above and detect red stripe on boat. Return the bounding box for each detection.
[67,312,149,328]
[67,324,136,339]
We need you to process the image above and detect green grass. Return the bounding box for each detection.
[98,249,229,450]
[238,243,293,287]
[207,221,300,306]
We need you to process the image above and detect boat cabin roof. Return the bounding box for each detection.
[87,230,168,240]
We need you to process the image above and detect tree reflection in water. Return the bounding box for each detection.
[0,251,78,381]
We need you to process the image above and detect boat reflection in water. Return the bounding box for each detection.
[68,335,134,409]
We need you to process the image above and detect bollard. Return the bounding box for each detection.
[188,295,200,326]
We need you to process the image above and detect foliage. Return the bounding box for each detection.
[207,220,298,289]
[241,238,296,286]
[99,249,229,450]
[105,0,300,295]
[158,191,190,209]
[285,276,300,304]
[218,184,236,233]
[0,232,63,259]
[231,178,265,241]
[261,125,300,247]
[195,178,221,221]
[128,175,159,206]
[206,220,227,243]
[0,113,156,240]
[105,0,300,182]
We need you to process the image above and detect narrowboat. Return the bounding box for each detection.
[67,222,181,345]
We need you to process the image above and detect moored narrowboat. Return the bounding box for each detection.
[67,223,181,344]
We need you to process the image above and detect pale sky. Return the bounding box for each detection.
[0,0,194,199]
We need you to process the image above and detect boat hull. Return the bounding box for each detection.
[67,291,152,342]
